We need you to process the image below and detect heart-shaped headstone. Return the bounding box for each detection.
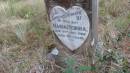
[50,6,90,51]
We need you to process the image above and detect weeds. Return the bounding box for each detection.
[0,0,47,73]
[64,57,95,73]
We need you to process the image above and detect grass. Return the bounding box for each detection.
[97,0,130,73]
[0,0,50,73]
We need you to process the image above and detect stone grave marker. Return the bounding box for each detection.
[44,0,98,51]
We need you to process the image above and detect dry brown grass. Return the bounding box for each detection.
[0,0,49,73]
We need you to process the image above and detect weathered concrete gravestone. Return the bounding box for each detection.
[50,6,90,50]
[45,0,98,51]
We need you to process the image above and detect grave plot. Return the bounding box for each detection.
[44,0,98,73]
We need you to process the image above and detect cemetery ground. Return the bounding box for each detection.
[0,0,130,73]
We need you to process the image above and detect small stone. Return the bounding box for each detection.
[51,48,59,56]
